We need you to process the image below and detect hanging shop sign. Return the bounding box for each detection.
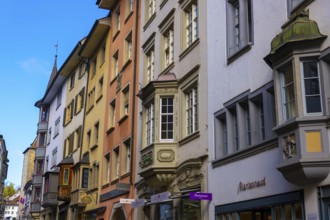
[151,191,170,203]
[131,199,146,208]
[189,192,212,201]
[120,198,135,204]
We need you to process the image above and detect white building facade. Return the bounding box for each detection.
[208,0,330,219]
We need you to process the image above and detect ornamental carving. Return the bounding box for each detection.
[140,151,153,168]
[157,150,174,162]
[283,134,296,159]
[177,167,203,190]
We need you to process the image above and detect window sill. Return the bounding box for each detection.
[212,137,277,168]
[106,127,115,135]
[179,38,200,61]
[111,178,119,185]
[227,43,252,65]
[125,11,133,24]
[118,114,129,125]
[75,107,83,116]
[178,130,200,146]
[86,105,94,115]
[160,0,168,9]
[120,172,130,179]
[87,187,98,194]
[102,183,110,189]
[90,144,98,151]
[121,59,132,73]
[160,62,175,76]
[143,13,156,31]
[96,94,103,104]
[112,30,120,42]
[110,74,119,86]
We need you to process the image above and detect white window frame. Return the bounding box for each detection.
[280,64,296,121]
[185,3,199,47]
[300,60,323,115]
[164,28,174,67]
[186,87,198,135]
[160,97,174,142]
[148,0,156,19]
[146,103,154,146]
[146,49,155,83]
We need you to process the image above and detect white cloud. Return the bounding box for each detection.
[18,57,50,76]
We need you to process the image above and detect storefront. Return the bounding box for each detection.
[215,191,304,220]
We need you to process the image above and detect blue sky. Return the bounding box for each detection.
[0,1,108,187]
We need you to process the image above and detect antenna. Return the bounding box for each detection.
[54,41,59,58]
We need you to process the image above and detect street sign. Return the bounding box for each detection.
[189,192,212,201]
[131,199,145,208]
[120,198,135,204]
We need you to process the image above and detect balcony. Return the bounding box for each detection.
[42,192,58,207]
[58,185,72,201]
[32,175,43,185]
[37,121,48,132]
[35,147,46,158]
[139,143,177,187]
[70,188,88,208]
[30,202,41,213]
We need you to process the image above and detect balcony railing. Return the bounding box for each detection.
[58,185,72,201]
[32,175,43,185]
[35,147,46,158]
[42,192,58,207]
[37,121,48,131]
[30,202,41,213]
[70,188,88,207]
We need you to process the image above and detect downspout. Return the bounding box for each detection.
[130,0,139,185]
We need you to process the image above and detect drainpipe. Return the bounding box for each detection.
[130,0,139,185]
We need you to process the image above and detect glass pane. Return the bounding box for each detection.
[303,61,318,78]
[284,204,292,220]
[239,211,253,220]
[182,199,201,220]
[306,96,321,113]
[304,78,320,95]
[294,203,303,220]
[274,206,282,220]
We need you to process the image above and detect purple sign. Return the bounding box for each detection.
[189,192,212,201]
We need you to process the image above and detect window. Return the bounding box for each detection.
[280,63,296,120]
[63,168,70,185]
[87,88,95,110]
[163,27,174,68]
[47,127,51,145]
[74,126,82,150]
[82,167,89,188]
[100,44,106,65]
[39,132,46,147]
[34,187,41,202]
[103,154,110,184]
[214,84,276,160]
[126,0,133,17]
[122,139,131,174]
[94,122,99,145]
[115,7,121,34]
[109,99,116,128]
[56,91,62,108]
[125,32,133,62]
[146,48,155,84]
[41,107,48,122]
[64,100,74,125]
[287,0,310,14]
[301,60,322,114]
[160,97,174,141]
[112,51,119,78]
[186,86,198,135]
[36,160,43,175]
[112,147,120,180]
[52,148,57,167]
[54,117,60,137]
[70,71,75,89]
[75,88,85,114]
[147,0,156,20]
[78,63,87,78]
[90,57,97,77]
[87,130,91,149]
[226,0,253,58]
[146,103,154,146]
[89,163,99,189]
[98,76,104,100]
[121,86,130,117]
[184,1,199,48]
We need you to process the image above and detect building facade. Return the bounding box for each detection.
[19,138,36,220]
[135,0,209,219]
[95,0,141,219]
[0,134,9,219]
[209,0,330,219]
